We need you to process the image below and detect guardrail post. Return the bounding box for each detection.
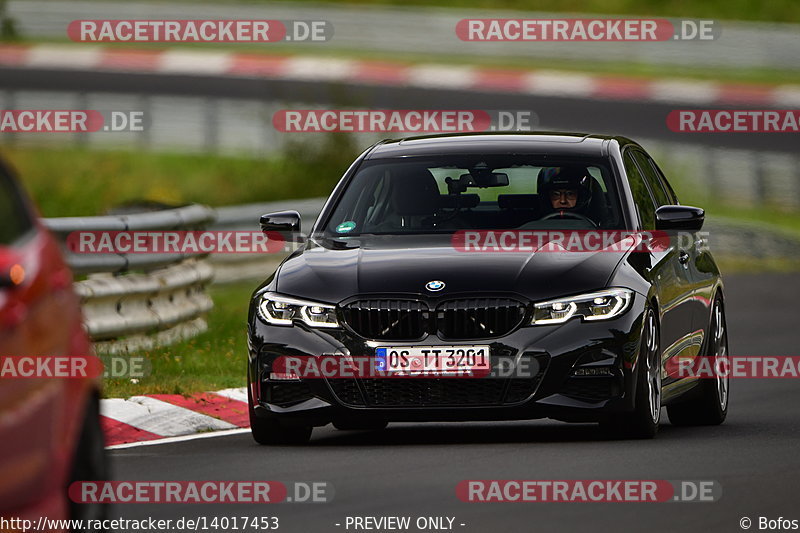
[75,91,89,148]
[704,147,718,203]
[1,90,15,145]
[138,94,152,151]
[795,156,800,209]
[754,151,768,204]
[204,97,219,153]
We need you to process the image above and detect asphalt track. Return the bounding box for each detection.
[1,67,798,154]
[109,272,800,533]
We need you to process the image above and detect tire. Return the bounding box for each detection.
[248,386,312,445]
[601,307,661,439]
[68,394,109,529]
[667,297,729,426]
[333,420,388,431]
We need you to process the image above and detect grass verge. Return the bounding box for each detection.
[2,137,358,217]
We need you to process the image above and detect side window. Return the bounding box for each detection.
[632,150,670,207]
[647,156,679,204]
[0,166,35,246]
[623,152,656,230]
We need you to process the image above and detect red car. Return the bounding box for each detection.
[0,155,106,525]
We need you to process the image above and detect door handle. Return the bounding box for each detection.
[678,251,690,265]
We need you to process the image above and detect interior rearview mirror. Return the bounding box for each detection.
[459,171,509,188]
[486,172,509,187]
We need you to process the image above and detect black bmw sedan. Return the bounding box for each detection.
[246,132,729,443]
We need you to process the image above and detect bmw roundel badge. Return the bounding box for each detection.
[425,280,446,292]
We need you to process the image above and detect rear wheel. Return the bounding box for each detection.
[667,297,729,426]
[248,386,312,445]
[601,308,661,439]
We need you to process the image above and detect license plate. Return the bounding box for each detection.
[375,345,490,376]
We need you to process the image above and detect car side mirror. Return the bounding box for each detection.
[260,211,301,234]
[655,205,704,231]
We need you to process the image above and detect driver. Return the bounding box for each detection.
[538,166,594,216]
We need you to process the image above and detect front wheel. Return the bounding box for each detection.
[601,308,661,439]
[248,386,312,445]
[667,296,729,426]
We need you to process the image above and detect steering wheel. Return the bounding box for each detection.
[540,211,599,228]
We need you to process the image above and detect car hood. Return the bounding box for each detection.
[274,234,632,304]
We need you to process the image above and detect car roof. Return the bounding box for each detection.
[365,131,636,159]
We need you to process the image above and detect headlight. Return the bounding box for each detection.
[257,292,339,328]
[531,288,633,325]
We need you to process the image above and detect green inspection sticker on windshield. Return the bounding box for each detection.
[336,221,357,233]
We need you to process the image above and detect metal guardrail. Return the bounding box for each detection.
[43,203,217,274]
[77,259,214,354]
[44,204,217,353]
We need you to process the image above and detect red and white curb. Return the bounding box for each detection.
[2,43,800,106]
[101,387,250,448]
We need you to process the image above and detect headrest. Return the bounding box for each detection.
[391,167,440,216]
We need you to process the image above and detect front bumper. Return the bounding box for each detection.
[247,292,647,425]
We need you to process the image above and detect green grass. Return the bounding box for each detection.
[2,136,358,217]
[102,281,257,398]
[715,255,800,273]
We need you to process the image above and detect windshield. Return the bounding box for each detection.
[321,155,623,236]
